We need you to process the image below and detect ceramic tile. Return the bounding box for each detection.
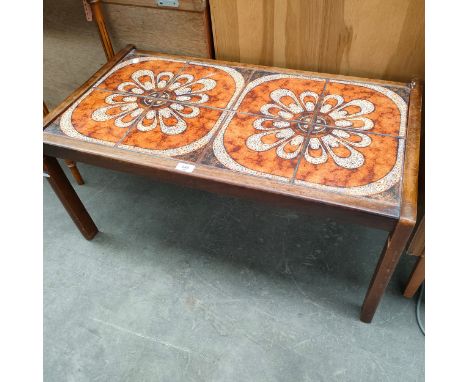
[293,125,405,201]
[117,104,228,160]
[94,56,250,113]
[202,112,302,182]
[170,61,252,109]
[45,52,412,212]
[95,56,187,93]
[232,71,327,122]
[51,88,151,145]
[314,80,410,137]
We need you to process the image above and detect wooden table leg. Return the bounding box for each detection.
[360,218,415,323]
[44,156,98,240]
[403,253,425,298]
[64,159,85,185]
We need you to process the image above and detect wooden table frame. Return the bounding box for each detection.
[43,44,422,323]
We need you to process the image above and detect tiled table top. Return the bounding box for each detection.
[44,50,412,218]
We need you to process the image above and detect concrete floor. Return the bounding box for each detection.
[44,163,424,382]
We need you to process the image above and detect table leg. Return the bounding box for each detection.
[44,156,98,240]
[360,219,415,323]
[64,159,85,185]
[403,253,425,298]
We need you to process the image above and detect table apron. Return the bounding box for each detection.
[44,143,398,232]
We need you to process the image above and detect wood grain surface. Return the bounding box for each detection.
[210,0,424,82]
[101,1,211,57]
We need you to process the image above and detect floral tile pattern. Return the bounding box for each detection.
[95,57,187,93]
[118,105,227,157]
[45,51,412,206]
[234,72,327,119]
[208,113,301,181]
[59,89,148,145]
[315,80,408,137]
[294,128,405,196]
[54,55,247,160]
[178,62,251,109]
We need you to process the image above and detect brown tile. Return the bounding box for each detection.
[117,104,227,159]
[57,89,148,145]
[294,126,405,200]
[315,80,409,137]
[205,112,304,182]
[233,72,327,121]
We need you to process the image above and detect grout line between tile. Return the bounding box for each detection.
[162,62,191,89]
[314,124,406,139]
[228,69,257,110]
[193,70,257,164]
[290,80,330,183]
[96,75,407,140]
[195,110,235,164]
[113,103,155,147]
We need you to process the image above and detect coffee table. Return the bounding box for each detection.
[43,45,422,323]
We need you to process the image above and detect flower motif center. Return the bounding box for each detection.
[246,88,375,169]
[309,124,327,135]
[315,114,333,126]
[295,113,314,134]
[141,91,172,107]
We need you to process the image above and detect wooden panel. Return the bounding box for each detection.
[210,0,424,82]
[101,2,211,57]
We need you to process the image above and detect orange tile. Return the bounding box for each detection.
[294,127,404,197]
[59,89,145,144]
[235,74,327,120]
[96,57,247,111]
[174,62,248,109]
[317,81,409,137]
[118,104,226,157]
[96,57,187,94]
[211,113,303,181]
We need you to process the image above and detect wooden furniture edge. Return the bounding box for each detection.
[134,49,410,88]
[359,80,422,322]
[90,0,115,61]
[43,156,98,239]
[100,0,207,13]
[400,81,423,225]
[44,102,86,185]
[43,44,135,130]
[408,216,425,257]
[203,0,215,58]
[43,134,398,231]
[403,252,425,298]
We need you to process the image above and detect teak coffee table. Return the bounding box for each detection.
[43,45,422,323]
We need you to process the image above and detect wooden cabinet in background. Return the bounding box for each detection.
[44,0,212,108]
[210,0,424,82]
[100,0,213,58]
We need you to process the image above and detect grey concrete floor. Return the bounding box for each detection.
[44,163,424,382]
